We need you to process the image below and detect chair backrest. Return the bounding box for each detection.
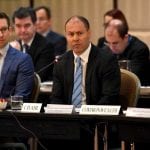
[30,73,41,102]
[119,69,141,110]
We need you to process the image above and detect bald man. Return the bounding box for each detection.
[104,19,150,86]
[50,16,120,150]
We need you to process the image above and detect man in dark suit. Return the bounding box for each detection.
[0,12,34,101]
[50,15,120,150]
[35,6,67,56]
[104,19,150,86]
[12,7,55,82]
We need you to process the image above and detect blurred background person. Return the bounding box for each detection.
[0,11,34,101]
[97,9,129,48]
[35,6,67,57]
[12,7,55,82]
[104,19,150,86]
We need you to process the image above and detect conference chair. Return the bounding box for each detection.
[119,69,141,150]
[30,72,41,102]
[95,69,141,150]
[119,69,141,110]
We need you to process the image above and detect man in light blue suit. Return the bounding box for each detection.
[0,11,34,101]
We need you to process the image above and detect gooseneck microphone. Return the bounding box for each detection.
[36,54,63,74]
[9,54,63,98]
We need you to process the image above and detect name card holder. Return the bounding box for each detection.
[21,103,42,113]
[80,105,121,115]
[44,104,74,114]
[126,107,150,118]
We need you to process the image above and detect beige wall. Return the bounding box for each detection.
[118,0,150,47]
[1,0,150,47]
[34,0,113,46]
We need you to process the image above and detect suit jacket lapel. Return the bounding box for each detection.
[0,47,15,92]
[66,52,74,103]
[85,45,98,102]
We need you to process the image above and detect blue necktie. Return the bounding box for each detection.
[72,57,82,107]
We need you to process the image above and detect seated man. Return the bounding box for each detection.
[0,11,34,101]
[35,6,67,57]
[50,15,120,150]
[104,19,150,86]
[12,7,55,82]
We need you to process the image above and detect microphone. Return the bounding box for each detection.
[9,54,64,102]
[36,54,64,74]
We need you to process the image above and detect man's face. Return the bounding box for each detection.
[0,19,9,48]
[105,27,128,54]
[14,16,36,43]
[36,9,51,34]
[65,18,91,55]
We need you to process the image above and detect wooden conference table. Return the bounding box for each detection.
[0,111,150,150]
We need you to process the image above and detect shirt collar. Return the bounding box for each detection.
[21,33,35,47]
[0,44,9,57]
[73,43,91,63]
[42,29,51,37]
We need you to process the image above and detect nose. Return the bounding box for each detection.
[73,34,79,40]
[0,31,3,37]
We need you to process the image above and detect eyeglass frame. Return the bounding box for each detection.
[0,26,9,34]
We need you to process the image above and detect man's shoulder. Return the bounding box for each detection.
[47,31,66,42]
[31,33,53,50]
[9,45,32,60]
[130,35,149,49]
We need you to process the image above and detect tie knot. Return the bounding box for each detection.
[76,57,81,63]
[23,44,29,50]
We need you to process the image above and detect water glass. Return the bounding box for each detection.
[118,60,131,71]
[11,95,23,110]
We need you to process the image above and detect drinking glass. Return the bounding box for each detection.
[118,60,131,71]
[11,95,23,110]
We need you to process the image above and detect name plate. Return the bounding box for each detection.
[44,104,74,114]
[21,103,42,113]
[126,107,150,118]
[80,105,120,115]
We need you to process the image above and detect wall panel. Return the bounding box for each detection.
[118,0,150,47]
[34,0,113,45]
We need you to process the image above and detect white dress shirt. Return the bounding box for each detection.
[73,43,91,105]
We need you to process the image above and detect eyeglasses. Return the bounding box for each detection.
[0,27,8,34]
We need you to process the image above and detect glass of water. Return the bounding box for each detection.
[11,95,23,110]
[118,60,131,71]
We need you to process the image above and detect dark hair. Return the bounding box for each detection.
[12,7,36,23]
[35,6,51,19]
[0,12,10,27]
[104,9,129,30]
[65,15,90,31]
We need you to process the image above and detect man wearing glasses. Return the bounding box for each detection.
[104,19,150,86]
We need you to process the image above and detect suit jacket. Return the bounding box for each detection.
[51,44,120,105]
[97,36,106,48]
[103,35,150,86]
[46,31,67,56]
[0,45,34,101]
[20,33,55,82]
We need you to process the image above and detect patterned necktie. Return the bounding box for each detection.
[72,57,82,107]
